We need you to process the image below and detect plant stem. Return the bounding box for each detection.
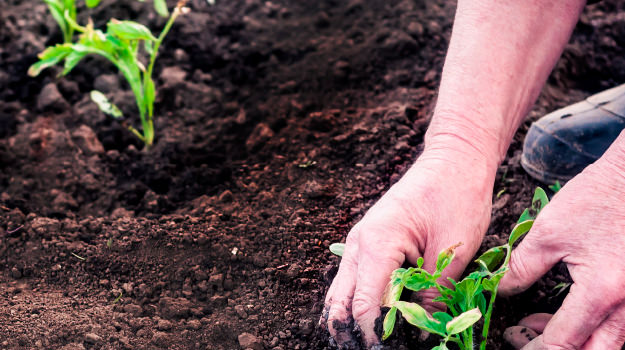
[142,0,187,146]
[480,290,497,350]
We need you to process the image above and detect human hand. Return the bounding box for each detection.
[321,142,498,349]
[499,143,625,350]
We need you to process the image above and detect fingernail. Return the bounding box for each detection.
[521,335,545,350]
[504,326,538,349]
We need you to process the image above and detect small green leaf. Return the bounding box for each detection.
[107,20,157,41]
[508,220,533,246]
[517,187,550,223]
[28,44,73,76]
[475,246,506,272]
[382,274,404,307]
[90,90,123,118]
[85,0,101,8]
[329,243,345,256]
[548,181,562,193]
[445,308,482,335]
[393,301,446,337]
[436,243,461,274]
[416,256,424,268]
[403,271,437,292]
[61,51,87,75]
[432,312,453,325]
[482,273,504,292]
[153,0,169,17]
[144,40,154,55]
[476,292,487,315]
[530,187,549,215]
[382,306,397,340]
[516,209,530,225]
[432,344,449,350]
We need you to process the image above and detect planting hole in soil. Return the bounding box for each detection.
[0,0,623,349]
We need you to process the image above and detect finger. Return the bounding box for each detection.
[504,325,539,349]
[518,313,552,334]
[503,314,551,349]
[498,232,562,296]
[351,240,406,347]
[323,235,359,347]
[582,302,625,350]
[532,282,624,349]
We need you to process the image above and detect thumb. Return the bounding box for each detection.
[499,232,561,296]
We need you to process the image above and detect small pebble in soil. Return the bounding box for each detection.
[84,333,102,344]
[238,332,263,350]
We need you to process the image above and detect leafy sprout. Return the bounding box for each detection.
[42,0,173,44]
[548,180,562,193]
[30,1,190,147]
[327,187,549,349]
[378,187,549,350]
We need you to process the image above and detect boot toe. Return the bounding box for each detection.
[522,101,625,184]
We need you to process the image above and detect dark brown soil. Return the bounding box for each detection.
[0,0,623,349]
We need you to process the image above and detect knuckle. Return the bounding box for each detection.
[508,248,534,281]
[351,293,379,321]
[542,343,579,350]
[602,318,625,340]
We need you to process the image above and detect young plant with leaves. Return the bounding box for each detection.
[329,188,550,349]
[43,0,81,43]
[43,0,170,44]
[30,0,189,147]
[379,188,549,350]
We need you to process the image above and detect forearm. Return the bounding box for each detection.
[424,0,586,171]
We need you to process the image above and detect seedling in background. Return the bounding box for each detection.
[548,180,562,193]
[43,0,79,43]
[380,187,549,350]
[43,0,170,44]
[30,1,189,147]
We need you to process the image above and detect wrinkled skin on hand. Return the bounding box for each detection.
[499,150,625,350]
[320,149,496,349]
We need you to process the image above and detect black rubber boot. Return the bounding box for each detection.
[522,84,625,184]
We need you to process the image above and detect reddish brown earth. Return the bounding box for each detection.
[0,0,624,349]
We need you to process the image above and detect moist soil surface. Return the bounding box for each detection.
[0,0,623,349]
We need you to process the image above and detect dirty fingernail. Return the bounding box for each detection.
[518,313,552,334]
[504,326,539,349]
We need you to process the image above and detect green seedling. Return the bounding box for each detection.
[43,0,81,43]
[30,1,189,147]
[548,181,562,193]
[43,0,171,44]
[495,188,506,198]
[380,187,549,350]
[113,291,123,304]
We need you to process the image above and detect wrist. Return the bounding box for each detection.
[422,112,504,175]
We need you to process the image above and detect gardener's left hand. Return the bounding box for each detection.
[499,136,625,350]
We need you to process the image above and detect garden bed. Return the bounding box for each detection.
[0,0,624,349]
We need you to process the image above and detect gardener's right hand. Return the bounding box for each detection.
[320,135,499,349]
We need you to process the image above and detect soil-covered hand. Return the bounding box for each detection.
[321,144,497,349]
[499,147,625,350]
